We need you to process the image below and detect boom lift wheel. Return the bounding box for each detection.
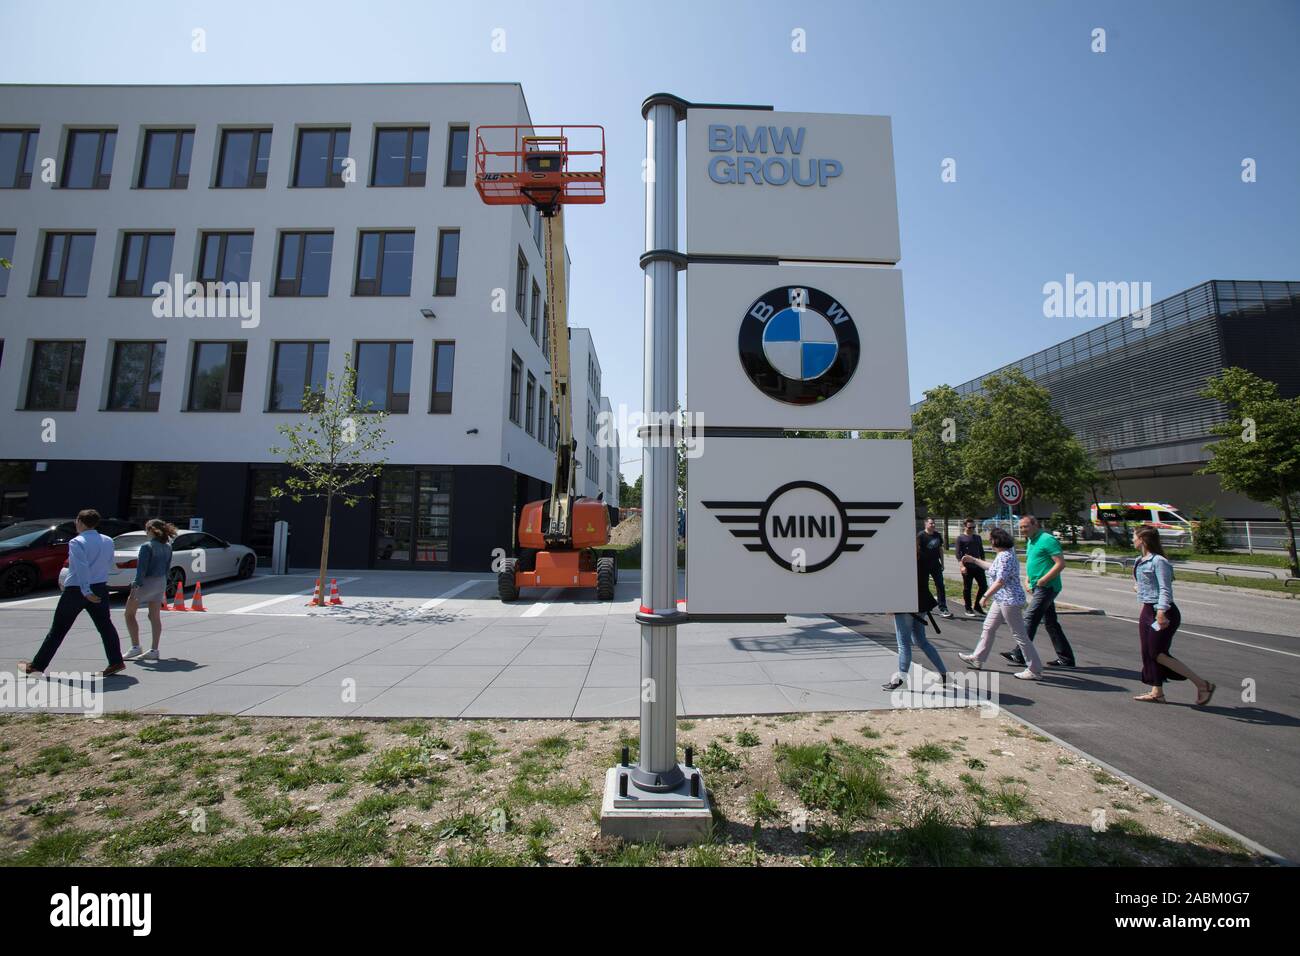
[498,558,520,602]
[596,555,617,601]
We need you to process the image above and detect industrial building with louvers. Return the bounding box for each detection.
[0,82,620,571]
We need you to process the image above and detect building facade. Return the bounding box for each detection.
[916,280,1300,519]
[0,83,620,570]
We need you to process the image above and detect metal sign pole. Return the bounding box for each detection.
[600,93,710,844]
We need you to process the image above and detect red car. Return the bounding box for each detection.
[0,517,141,598]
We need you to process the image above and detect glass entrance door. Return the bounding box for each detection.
[375,467,451,567]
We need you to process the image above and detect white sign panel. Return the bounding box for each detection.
[686,109,900,263]
[687,262,911,431]
[686,437,917,614]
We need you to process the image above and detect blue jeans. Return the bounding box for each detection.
[893,612,947,680]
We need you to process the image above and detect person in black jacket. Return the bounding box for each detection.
[955,518,989,617]
[882,540,951,691]
[917,517,953,619]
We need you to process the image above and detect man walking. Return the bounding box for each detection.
[917,517,952,619]
[1002,515,1076,668]
[18,509,125,677]
[955,518,989,616]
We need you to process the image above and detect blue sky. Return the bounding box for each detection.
[3,0,1297,481]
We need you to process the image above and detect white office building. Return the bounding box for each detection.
[567,327,619,505]
[0,82,619,571]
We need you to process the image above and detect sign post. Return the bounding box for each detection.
[997,475,1024,536]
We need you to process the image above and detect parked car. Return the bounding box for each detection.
[107,530,257,597]
[0,517,141,598]
[1087,502,1194,546]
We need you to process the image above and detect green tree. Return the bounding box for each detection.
[910,385,984,523]
[269,359,393,597]
[1201,368,1300,576]
[619,474,642,509]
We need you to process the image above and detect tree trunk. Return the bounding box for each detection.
[317,494,333,605]
[1280,488,1299,579]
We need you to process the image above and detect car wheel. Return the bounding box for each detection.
[0,563,38,598]
[237,554,255,579]
[166,567,185,600]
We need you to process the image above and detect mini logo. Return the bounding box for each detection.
[702,481,901,571]
[738,286,860,405]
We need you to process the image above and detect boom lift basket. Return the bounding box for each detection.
[475,125,606,213]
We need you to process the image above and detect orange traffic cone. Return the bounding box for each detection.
[170,582,189,612]
[306,579,323,607]
[189,581,206,612]
[328,579,343,606]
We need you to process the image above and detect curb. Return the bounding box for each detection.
[999,708,1291,867]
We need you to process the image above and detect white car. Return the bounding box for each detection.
[108,531,257,597]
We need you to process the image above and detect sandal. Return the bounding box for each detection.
[1195,682,1216,707]
[1133,692,1166,703]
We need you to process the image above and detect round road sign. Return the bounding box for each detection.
[997,476,1024,507]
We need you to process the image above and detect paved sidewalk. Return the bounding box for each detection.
[0,570,911,718]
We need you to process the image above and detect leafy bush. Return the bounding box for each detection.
[1191,505,1227,553]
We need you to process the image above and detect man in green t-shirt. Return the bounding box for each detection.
[1002,515,1076,668]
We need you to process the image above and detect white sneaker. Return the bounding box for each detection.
[124,646,145,660]
[1014,669,1040,680]
[958,652,982,669]
[138,649,160,662]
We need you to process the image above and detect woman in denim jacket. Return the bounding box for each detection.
[124,519,176,663]
[1132,526,1215,705]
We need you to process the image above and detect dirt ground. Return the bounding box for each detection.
[0,708,1262,867]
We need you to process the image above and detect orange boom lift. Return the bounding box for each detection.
[475,125,617,601]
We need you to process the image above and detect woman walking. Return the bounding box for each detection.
[124,519,176,663]
[957,527,1042,679]
[1132,526,1215,705]
[882,540,950,691]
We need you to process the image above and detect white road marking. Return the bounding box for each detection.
[1109,615,1300,659]
[0,593,63,608]
[522,589,563,617]
[231,577,361,614]
[416,579,488,611]
[1102,587,1214,606]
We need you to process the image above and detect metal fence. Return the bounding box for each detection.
[918,517,1296,555]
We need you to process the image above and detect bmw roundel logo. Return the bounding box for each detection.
[738,286,860,405]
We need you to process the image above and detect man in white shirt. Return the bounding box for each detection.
[19,509,125,677]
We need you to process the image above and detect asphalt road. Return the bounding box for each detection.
[835,603,1300,864]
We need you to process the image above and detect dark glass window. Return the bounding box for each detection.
[515,250,528,318]
[371,127,428,187]
[530,280,541,340]
[0,232,14,296]
[537,389,548,443]
[37,233,95,297]
[26,340,85,410]
[354,342,411,413]
[107,341,166,411]
[431,341,454,414]
[541,302,548,351]
[354,230,414,296]
[116,232,174,297]
[525,372,536,436]
[275,231,333,296]
[444,125,469,186]
[198,232,254,285]
[128,463,198,527]
[0,129,37,189]
[509,353,522,424]
[62,129,116,189]
[269,341,329,411]
[435,229,460,296]
[216,129,272,188]
[138,129,193,189]
[293,127,349,188]
[188,341,247,411]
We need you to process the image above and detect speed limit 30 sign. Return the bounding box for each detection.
[997,476,1024,507]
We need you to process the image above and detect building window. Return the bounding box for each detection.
[537,388,548,443]
[198,232,254,286]
[435,229,460,296]
[61,129,116,189]
[541,302,548,350]
[188,341,247,412]
[275,231,333,296]
[515,249,528,318]
[37,232,95,297]
[0,129,38,189]
[269,341,328,411]
[533,210,543,251]
[116,232,174,297]
[128,463,198,527]
[25,340,84,410]
[293,127,349,188]
[530,280,541,341]
[107,341,165,411]
[525,372,537,436]
[371,126,428,187]
[509,353,522,424]
[216,128,272,188]
[431,341,455,413]
[137,129,193,189]
[355,230,414,296]
[445,125,469,187]
[0,232,14,296]
[354,341,411,413]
